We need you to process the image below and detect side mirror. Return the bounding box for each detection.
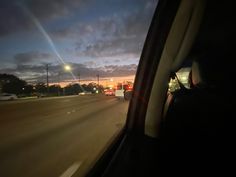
[124,90,132,101]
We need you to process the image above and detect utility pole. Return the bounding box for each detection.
[46,64,49,94]
[96,74,100,94]
[58,72,60,96]
[78,73,80,83]
[97,74,99,86]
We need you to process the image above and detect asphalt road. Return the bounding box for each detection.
[0,95,129,177]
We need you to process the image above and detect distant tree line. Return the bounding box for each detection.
[0,73,103,97]
[0,74,27,95]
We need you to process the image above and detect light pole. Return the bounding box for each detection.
[64,65,71,71]
[58,71,61,96]
[78,73,80,84]
[110,78,114,89]
[64,64,72,84]
[96,74,100,93]
[97,74,99,86]
[63,64,72,95]
[46,64,49,94]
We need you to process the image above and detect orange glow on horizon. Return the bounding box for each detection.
[49,75,135,88]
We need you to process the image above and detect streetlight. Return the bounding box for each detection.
[78,72,80,83]
[64,65,71,71]
[63,64,73,95]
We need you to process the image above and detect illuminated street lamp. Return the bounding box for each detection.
[64,65,71,71]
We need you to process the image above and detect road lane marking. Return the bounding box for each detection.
[67,109,76,115]
[62,99,71,102]
[105,98,117,103]
[59,161,82,177]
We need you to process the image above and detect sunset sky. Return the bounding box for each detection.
[0,0,157,85]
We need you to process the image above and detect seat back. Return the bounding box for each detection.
[160,57,235,176]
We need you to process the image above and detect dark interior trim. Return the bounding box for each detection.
[126,0,181,135]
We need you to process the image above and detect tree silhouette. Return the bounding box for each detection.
[0,74,27,94]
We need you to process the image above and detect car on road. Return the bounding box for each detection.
[104,89,115,96]
[115,83,133,99]
[79,91,92,96]
[0,93,18,101]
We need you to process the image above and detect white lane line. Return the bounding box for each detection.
[62,100,71,102]
[59,162,82,177]
[105,98,117,103]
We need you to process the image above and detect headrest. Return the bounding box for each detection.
[190,50,234,89]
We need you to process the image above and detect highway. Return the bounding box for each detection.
[0,95,129,177]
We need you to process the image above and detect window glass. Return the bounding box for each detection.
[168,67,191,92]
[0,0,158,176]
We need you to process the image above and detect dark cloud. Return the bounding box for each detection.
[53,5,153,40]
[100,64,137,77]
[80,36,143,58]
[0,63,137,83]
[0,0,156,82]
[0,0,157,38]
[114,59,121,63]
[69,63,138,78]
[0,1,31,36]
[83,61,98,67]
[121,1,157,37]
[14,51,53,64]
[0,0,89,37]
[53,23,98,40]
[52,0,158,58]
[0,64,46,82]
[24,0,88,21]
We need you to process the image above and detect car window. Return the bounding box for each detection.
[0,1,157,177]
[82,1,235,177]
[168,67,191,92]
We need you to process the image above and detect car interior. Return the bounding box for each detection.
[86,0,235,176]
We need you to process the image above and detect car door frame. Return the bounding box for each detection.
[85,0,181,176]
